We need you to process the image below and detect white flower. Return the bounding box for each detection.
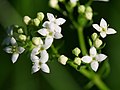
[4,37,25,63]
[31,50,50,73]
[92,18,117,38]
[81,47,107,72]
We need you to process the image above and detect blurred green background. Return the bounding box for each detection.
[0,0,120,90]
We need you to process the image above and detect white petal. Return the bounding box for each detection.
[92,24,102,32]
[40,50,49,63]
[100,32,106,38]
[54,32,63,39]
[18,47,25,54]
[54,25,61,33]
[38,28,49,36]
[32,63,40,73]
[107,28,117,34]
[41,64,50,73]
[4,46,12,53]
[43,37,53,49]
[30,54,39,62]
[81,55,92,63]
[100,18,107,28]
[47,13,55,22]
[31,46,40,55]
[56,18,66,25]
[90,47,97,57]
[90,61,99,72]
[11,37,17,45]
[12,53,19,63]
[96,54,107,62]
[42,21,50,27]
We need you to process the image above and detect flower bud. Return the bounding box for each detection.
[24,16,31,25]
[91,33,98,41]
[33,18,40,26]
[49,0,59,8]
[72,47,81,56]
[58,55,68,65]
[32,37,42,46]
[18,28,23,34]
[94,38,103,48]
[85,6,93,20]
[74,57,81,65]
[37,12,44,21]
[78,5,85,13]
[69,0,78,7]
[19,34,26,41]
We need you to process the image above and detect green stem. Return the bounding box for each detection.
[51,45,109,90]
[77,27,87,55]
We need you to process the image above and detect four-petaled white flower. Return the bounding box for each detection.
[92,18,117,38]
[31,47,50,73]
[4,37,25,63]
[81,46,107,72]
[38,13,66,48]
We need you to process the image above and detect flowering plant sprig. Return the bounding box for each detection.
[2,0,117,90]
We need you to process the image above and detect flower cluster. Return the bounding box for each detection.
[3,12,66,74]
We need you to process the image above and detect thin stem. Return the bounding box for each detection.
[77,27,87,55]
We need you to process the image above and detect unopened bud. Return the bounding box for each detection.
[33,18,40,26]
[24,16,31,25]
[85,12,93,20]
[78,5,85,13]
[58,55,68,65]
[32,37,42,46]
[18,28,23,34]
[72,47,81,56]
[19,34,26,41]
[69,0,78,7]
[37,12,44,21]
[49,0,59,8]
[95,38,103,48]
[91,33,98,41]
[74,57,81,65]
[86,6,92,12]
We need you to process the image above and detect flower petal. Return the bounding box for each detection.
[100,32,106,38]
[11,37,17,45]
[54,32,63,39]
[42,21,50,27]
[12,53,19,63]
[100,18,107,28]
[31,46,40,55]
[40,50,49,63]
[56,18,66,25]
[90,61,99,72]
[90,46,97,57]
[41,64,50,73]
[94,0,109,2]
[4,46,12,53]
[43,37,53,49]
[18,47,25,54]
[32,62,40,73]
[96,54,107,62]
[81,55,92,63]
[107,28,117,34]
[47,13,55,22]
[38,28,49,36]
[92,24,102,32]
[54,25,61,33]
[31,55,39,62]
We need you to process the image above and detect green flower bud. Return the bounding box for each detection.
[24,16,31,25]
[32,37,42,46]
[74,57,81,65]
[58,55,68,65]
[78,5,85,13]
[94,38,103,48]
[91,33,98,41]
[49,0,59,9]
[18,28,23,34]
[33,18,40,26]
[72,47,81,56]
[86,6,92,12]
[37,12,44,21]
[19,34,26,41]
[69,0,78,8]
[85,12,93,20]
